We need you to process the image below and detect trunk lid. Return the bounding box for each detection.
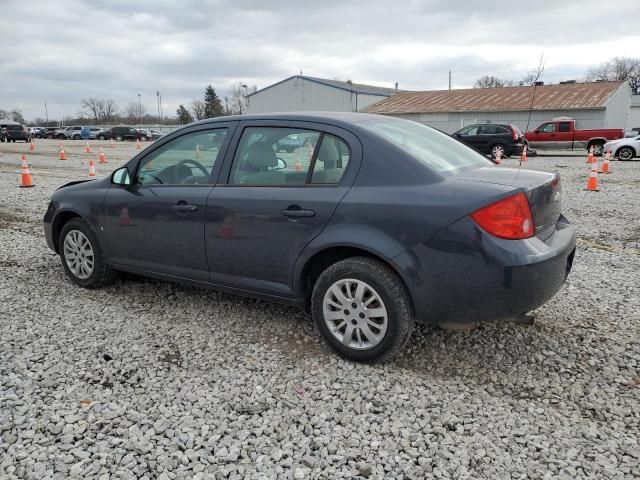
[455,166,562,240]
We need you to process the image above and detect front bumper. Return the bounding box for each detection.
[395,215,576,325]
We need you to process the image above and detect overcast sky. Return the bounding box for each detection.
[2,0,639,121]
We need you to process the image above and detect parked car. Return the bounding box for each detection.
[452,123,525,158]
[3,124,32,142]
[45,127,60,139]
[148,129,164,140]
[525,118,624,155]
[604,135,640,160]
[29,127,47,138]
[96,126,143,141]
[275,132,316,152]
[135,129,152,141]
[55,126,84,140]
[44,113,576,362]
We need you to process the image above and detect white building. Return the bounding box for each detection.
[246,75,400,114]
[364,81,631,134]
[628,95,640,133]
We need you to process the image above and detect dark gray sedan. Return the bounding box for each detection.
[44,113,576,362]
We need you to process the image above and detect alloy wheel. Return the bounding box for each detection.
[63,230,94,280]
[322,278,388,350]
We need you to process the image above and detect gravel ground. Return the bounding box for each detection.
[1,139,639,480]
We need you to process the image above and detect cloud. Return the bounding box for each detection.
[1,0,639,120]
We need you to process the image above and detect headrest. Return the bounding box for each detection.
[246,143,277,170]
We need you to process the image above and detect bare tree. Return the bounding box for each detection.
[10,109,25,123]
[521,55,545,86]
[229,81,249,114]
[190,100,206,120]
[123,101,146,124]
[101,99,118,123]
[80,98,101,123]
[586,57,640,94]
[473,75,515,88]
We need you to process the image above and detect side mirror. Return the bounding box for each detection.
[112,167,131,186]
[534,129,540,134]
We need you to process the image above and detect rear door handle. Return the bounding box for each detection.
[172,204,198,213]
[281,206,315,218]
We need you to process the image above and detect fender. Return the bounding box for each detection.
[292,222,413,296]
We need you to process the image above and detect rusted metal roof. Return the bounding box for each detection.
[363,81,626,114]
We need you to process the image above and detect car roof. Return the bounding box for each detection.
[190,111,389,129]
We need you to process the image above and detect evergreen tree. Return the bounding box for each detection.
[176,104,193,124]
[203,85,224,118]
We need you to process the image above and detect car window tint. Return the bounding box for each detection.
[495,126,511,134]
[540,123,556,133]
[311,135,350,184]
[558,122,571,132]
[229,127,321,186]
[361,118,492,173]
[459,125,478,136]
[137,128,228,186]
[478,125,499,135]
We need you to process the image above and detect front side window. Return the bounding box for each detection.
[137,128,228,185]
[539,123,556,133]
[458,125,478,136]
[229,127,321,186]
[361,118,492,173]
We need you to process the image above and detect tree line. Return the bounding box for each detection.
[474,56,640,95]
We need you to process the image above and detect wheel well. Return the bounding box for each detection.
[587,139,605,148]
[51,212,81,253]
[300,246,410,309]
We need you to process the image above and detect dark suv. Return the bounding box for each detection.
[97,126,142,141]
[452,123,525,158]
[2,124,32,142]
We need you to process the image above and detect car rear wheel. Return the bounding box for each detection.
[140,135,148,142]
[617,146,635,161]
[98,135,105,140]
[590,142,604,156]
[116,135,123,141]
[311,257,414,362]
[491,144,505,159]
[59,219,117,288]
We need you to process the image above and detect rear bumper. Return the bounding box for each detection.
[394,215,576,325]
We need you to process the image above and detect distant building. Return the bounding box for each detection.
[363,81,631,133]
[246,75,401,114]
[628,95,640,133]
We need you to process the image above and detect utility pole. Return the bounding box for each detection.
[448,69,452,92]
[156,91,161,124]
[137,93,142,126]
[44,101,49,126]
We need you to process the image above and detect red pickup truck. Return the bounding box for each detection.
[525,118,624,155]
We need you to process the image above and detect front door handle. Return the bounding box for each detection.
[281,206,315,218]
[172,204,198,213]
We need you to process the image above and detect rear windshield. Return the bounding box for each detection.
[6,125,22,130]
[360,118,492,173]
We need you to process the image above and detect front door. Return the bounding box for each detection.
[103,125,233,280]
[205,122,359,297]
[528,122,557,150]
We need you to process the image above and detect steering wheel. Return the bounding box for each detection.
[271,157,287,171]
[174,159,209,183]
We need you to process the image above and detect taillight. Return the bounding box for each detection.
[471,192,534,240]
[511,126,518,141]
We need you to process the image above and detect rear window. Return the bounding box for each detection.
[6,125,22,130]
[360,118,492,173]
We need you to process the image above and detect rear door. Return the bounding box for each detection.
[205,120,361,297]
[554,121,574,149]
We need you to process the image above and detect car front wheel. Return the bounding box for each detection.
[311,257,414,362]
[59,219,117,288]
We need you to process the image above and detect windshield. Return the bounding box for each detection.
[360,118,493,173]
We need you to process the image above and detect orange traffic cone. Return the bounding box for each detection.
[585,158,599,191]
[29,140,35,151]
[599,149,611,174]
[59,146,67,161]
[20,157,34,188]
[520,144,527,163]
[494,150,502,164]
[136,139,141,150]
[88,159,97,177]
[586,145,595,164]
[195,143,201,159]
[84,141,92,153]
[98,147,107,164]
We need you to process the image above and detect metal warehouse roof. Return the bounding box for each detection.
[248,75,401,98]
[363,81,626,114]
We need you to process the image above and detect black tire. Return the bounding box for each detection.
[98,135,105,140]
[617,146,635,161]
[311,257,414,362]
[589,142,605,156]
[490,143,506,159]
[59,218,117,288]
[140,136,148,142]
[73,135,80,140]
